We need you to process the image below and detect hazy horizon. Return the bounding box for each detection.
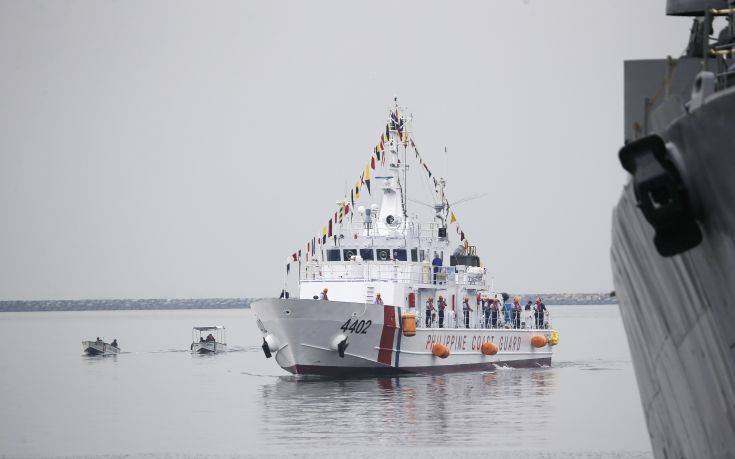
[0,1,692,300]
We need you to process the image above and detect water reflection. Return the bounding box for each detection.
[259,369,556,449]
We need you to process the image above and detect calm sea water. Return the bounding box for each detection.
[0,305,651,458]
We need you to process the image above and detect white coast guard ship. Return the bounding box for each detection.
[253,99,558,375]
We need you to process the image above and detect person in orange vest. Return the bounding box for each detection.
[437,296,447,328]
[425,297,435,327]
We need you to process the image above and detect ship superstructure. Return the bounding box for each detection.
[253,99,557,375]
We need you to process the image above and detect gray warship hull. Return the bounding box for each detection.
[612,86,735,458]
[611,3,735,456]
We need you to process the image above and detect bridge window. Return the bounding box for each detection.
[359,249,374,260]
[393,249,407,261]
[327,249,341,261]
[376,249,391,261]
[343,249,357,260]
[411,248,418,262]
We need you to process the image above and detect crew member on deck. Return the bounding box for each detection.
[425,297,435,327]
[462,297,472,328]
[491,299,500,328]
[375,293,383,305]
[503,294,512,325]
[534,297,547,328]
[319,288,329,301]
[483,296,491,328]
[432,252,443,284]
[437,296,446,328]
[512,296,522,329]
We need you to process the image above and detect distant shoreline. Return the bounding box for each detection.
[0,294,616,312]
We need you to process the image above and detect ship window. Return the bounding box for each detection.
[359,248,374,260]
[343,249,357,260]
[376,249,391,261]
[420,250,427,262]
[411,248,418,262]
[327,249,341,261]
[393,249,407,261]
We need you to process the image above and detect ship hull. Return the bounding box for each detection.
[611,88,735,457]
[252,298,554,376]
[191,342,227,354]
[82,341,119,356]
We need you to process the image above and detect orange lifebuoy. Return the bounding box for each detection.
[531,335,548,348]
[431,342,450,358]
[480,341,498,356]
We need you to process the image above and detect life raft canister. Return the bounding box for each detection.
[480,341,498,356]
[431,342,450,358]
[531,335,548,348]
[549,330,559,346]
[401,313,416,337]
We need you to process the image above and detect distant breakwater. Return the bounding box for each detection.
[0,293,616,312]
[0,298,257,312]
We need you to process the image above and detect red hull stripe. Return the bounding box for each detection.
[286,357,552,376]
[377,305,396,366]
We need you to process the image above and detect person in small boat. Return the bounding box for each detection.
[534,298,547,328]
[512,296,522,329]
[319,288,329,300]
[437,296,446,328]
[462,297,472,328]
[111,339,118,348]
[96,337,101,342]
[206,333,215,342]
[425,297,435,327]
[375,293,383,305]
[200,337,205,342]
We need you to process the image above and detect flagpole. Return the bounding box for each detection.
[282,259,288,298]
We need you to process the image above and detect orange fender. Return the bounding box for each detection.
[531,335,548,348]
[401,314,416,337]
[431,342,450,358]
[480,341,498,356]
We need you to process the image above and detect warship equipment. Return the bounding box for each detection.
[612,1,735,457]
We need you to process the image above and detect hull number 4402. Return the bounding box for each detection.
[340,318,372,334]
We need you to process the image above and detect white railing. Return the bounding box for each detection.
[300,262,486,287]
[329,220,440,241]
[414,307,552,330]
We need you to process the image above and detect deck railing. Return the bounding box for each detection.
[300,262,486,287]
[413,307,552,330]
[328,220,441,241]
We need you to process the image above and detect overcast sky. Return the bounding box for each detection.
[0,1,692,300]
